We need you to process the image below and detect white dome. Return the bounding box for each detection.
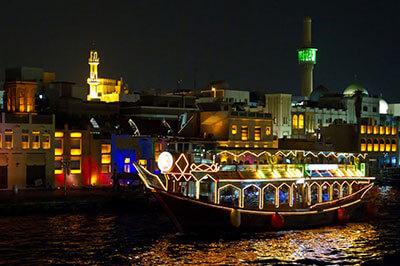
[343,83,369,97]
[379,99,388,114]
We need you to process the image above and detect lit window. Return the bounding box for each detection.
[380,126,385,135]
[360,125,366,134]
[101,144,111,154]
[124,157,131,173]
[299,114,304,129]
[231,125,237,135]
[55,132,64,138]
[254,126,261,141]
[367,126,372,134]
[21,133,29,149]
[241,126,248,141]
[292,115,298,129]
[360,139,366,152]
[54,156,63,174]
[367,139,373,152]
[42,134,50,149]
[392,139,397,152]
[55,138,63,156]
[385,139,391,152]
[373,139,379,152]
[386,127,390,135]
[70,136,82,155]
[373,126,379,135]
[101,154,111,164]
[266,127,271,136]
[70,132,82,138]
[392,127,397,135]
[4,130,13,149]
[101,165,111,173]
[139,159,147,168]
[70,157,81,174]
[32,131,40,149]
[380,139,385,152]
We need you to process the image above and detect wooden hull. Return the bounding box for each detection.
[153,185,373,232]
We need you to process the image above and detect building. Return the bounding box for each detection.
[265,93,292,138]
[198,81,250,104]
[4,81,37,113]
[0,113,55,189]
[86,49,136,103]
[199,110,277,149]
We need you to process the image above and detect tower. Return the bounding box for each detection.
[298,17,317,98]
[87,49,100,101]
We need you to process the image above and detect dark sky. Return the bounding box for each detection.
[0,0,399,101]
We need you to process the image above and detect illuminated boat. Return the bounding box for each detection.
[134,150,375,232]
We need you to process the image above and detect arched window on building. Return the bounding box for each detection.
[367,139,373,152]
[360,138,366,152]
[299,114,304,129]
[373,139,379,152]
[292,115,298,129]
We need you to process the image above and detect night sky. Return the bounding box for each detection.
[0,1,399,101]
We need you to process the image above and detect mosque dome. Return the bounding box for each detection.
[379,99,389,114]
[343,83,369,97]
[310,85,329,102]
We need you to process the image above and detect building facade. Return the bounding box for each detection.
[265,93,292,138]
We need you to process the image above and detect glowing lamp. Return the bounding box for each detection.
[157,151,174,173]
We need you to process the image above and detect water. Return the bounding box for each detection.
[0,185,399,265]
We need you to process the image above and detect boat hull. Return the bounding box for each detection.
[154,187,372,232]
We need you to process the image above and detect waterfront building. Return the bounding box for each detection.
[265,93,292,138]
[198,81,250,104]
[0,113,55,189]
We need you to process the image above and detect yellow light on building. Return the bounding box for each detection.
[241,126,248,141]
[55,132,64,138]
[101,144,111,154]
[292,115,298,129]
[70,132,82,138]
[373,126,379,134]
[360,125,366,134]
[101,154,111,164]
[254,126,261,141]
[386,127,390,135]
[231,125,237,135]
[380,126,385,135]
[392,127,397,135]
[367,126,372,134]
[124,157,130,164]
[298,114,304,129]
[32,131,40,150]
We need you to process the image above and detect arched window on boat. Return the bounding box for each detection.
[392,139,397,152]
[322,182,330,202]
[367,139,373,152]
[332,182,340,200]
[198,175,216,203]
[278,183,291,207]
[310,183,320,205]
[385,139,391,152]
[218,184,241,208]
[263,184,277,209]
[351,181,361,193]
[341,182,350,197]
[243,185,261,210]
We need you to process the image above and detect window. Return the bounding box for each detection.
[380,126,385,135]
[360,125,366,134]
[373,139,379,152]
[392,139,397,152]
[292,115,298,129]
[254,126,261,141]
[54,156,63,174]
[367,126,372,134]
[32,131,40,149]
[373,107,377,113]
[392,127,397,135]
[363,106,368,112]
[70,133,82,155]
[70,157,81,174]
[139,159,147,168]
[21,132,29,149]
[373,126,379,134]
[241,126,248,141]
[4,130,13,149]
[231,125,237,135]
[124,157,131,173]
[42,134,50,149]
[299,114,304,129]
[380,139,385,152]
[265,127,271,136]
[386,126,391,135]
[54,138,63,156]
[386,139,391,151]
[360,139,366,152]
[367,139,373,152]
[101,144,112,173]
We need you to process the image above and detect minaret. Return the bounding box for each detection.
[87,47,100,101]
[298,17,317,98]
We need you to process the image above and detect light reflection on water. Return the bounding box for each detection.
[0,185,399,265]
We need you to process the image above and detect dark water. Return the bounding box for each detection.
[0,186,399,265]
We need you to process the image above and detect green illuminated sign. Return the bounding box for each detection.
[298,48,317,63]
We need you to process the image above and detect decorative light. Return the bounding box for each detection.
[157,151,174,173]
